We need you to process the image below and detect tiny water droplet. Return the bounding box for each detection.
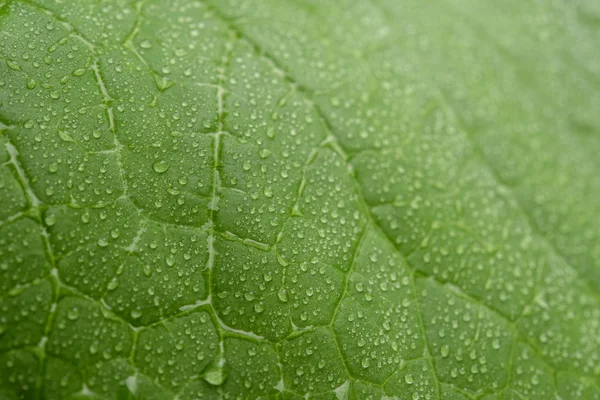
[107,278,119,291]
[67,308,79,320]
[58,130,74,142]
[165,255,175,267]
[441,344,450,358]
[277,287,288,303]
[361,358,370,368]
[44,213,57,226]
[259,148,271,159]
[153,160,170,173]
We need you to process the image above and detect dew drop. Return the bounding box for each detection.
[107,278,119,291]
[153,160,170,173]
[361,358,370,368]
[441,344,450,358]
[277,287,288,303]
[44,213,57,227]
[58,130,74,142]
[259,148,271,159]
[203,367,225,386]
[6,59,20,71]
[67,308,79,321]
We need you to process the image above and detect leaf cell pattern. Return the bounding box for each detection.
[1,0,599,399]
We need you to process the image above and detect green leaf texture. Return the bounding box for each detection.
[1,0,599,399]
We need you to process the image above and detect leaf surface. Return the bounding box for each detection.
[0,0,599,399]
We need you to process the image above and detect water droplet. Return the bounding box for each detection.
[441,344,450,358]
[89,342,98,355]
[44,213,57,227]
[277,287,288,303]
[203,367,225,386]
[58,130,74,142]
[107,278,119,291]
[67,308,79,320]
[361,358,370,368]
[153,160,170,174]
[259,148,271,159]
[6,59,20,71]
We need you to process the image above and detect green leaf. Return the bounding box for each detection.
[1,0,599,399]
